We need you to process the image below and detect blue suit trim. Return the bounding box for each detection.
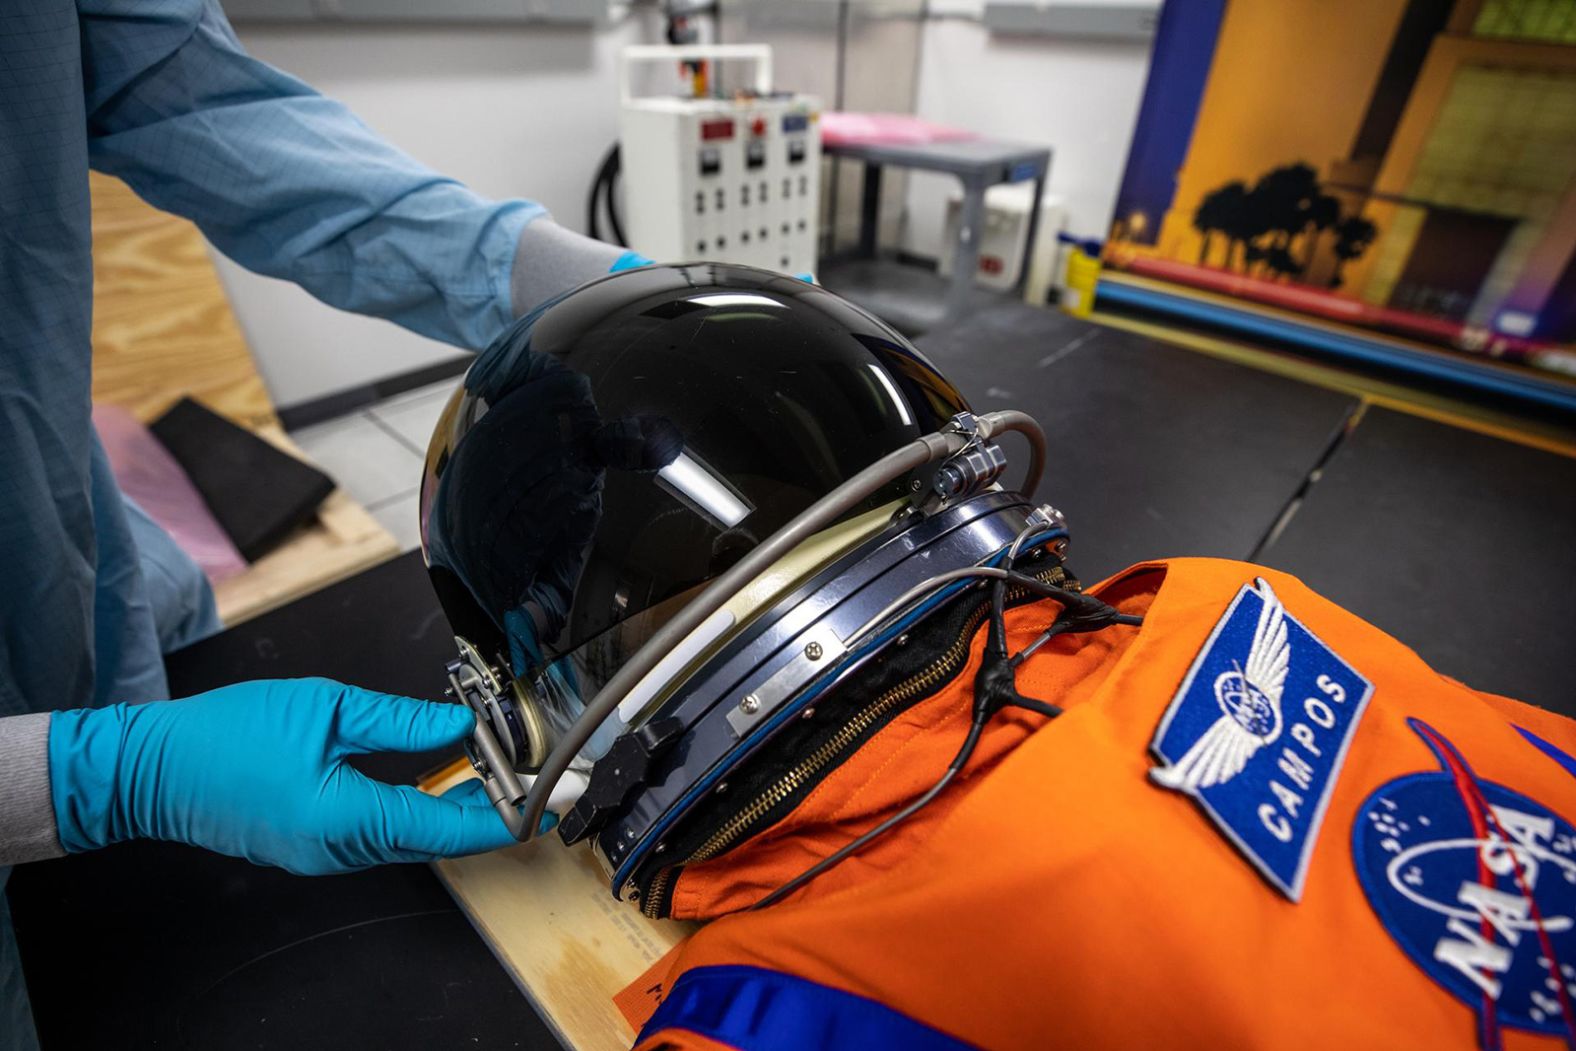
[1516,725,1576,781]
[637,965,976,1051]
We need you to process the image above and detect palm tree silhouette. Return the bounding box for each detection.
[1190,162,1379,284]
[1329,215,1378,289]
[1193,181,1246,266]
[1299,192,1342,270]
[1246,164,1319,278]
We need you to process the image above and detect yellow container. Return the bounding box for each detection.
[1060,243,1101,318]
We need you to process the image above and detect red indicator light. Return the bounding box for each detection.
[700,119,735,141]
[751,117,767,137]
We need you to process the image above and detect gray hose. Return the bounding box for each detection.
[516,409,1046,843]
[988,408,1045,499]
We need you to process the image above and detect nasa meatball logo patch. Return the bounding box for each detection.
[1150,578,1373,900]
[1353,720,1576,1049]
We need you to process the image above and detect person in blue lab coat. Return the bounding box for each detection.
[0,4,648,1046]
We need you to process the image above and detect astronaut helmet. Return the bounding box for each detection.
[419,263,1062,903]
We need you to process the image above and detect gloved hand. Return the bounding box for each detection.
[609,250,653,273]
[48,678,518,875]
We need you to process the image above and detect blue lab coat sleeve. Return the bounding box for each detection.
[78,0,540,350]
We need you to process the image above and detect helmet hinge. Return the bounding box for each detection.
[915,412,1009,512]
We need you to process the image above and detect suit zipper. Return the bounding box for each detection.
[639,564,1068,918]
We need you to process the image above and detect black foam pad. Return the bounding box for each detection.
[150,397,335,562]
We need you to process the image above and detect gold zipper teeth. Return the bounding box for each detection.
[685,609,985,865]
[639,564,1066,917]
[642,866,673,917]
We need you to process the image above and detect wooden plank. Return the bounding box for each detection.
[88,172,278,430]
[211,425,400,626]
[425,761,695,1051]
[86,172,402,626]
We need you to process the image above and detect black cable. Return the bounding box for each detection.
[748,545,1143,911]
[976,547,1061,721]
[606,151,627,248]
[1013,611,1144,667]
[751,714,986,912]
[754,550,1042,911]
[989,526,1040,660]
[992,569,1093,608]
[586,143,626,248]
[989,559,1010,658]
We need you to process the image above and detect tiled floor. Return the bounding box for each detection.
[289,379,459,552]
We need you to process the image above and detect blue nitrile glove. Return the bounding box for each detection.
[48,678,518,875]
[610,251,653,273]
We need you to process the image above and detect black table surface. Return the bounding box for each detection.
[919,304,1575,710]
[8,554,562,1051]
[916,304,1360,582]
[1257,406,1576,714]
[10,302,1573,1048]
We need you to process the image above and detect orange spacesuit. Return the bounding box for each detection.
[618,559,1576,1051]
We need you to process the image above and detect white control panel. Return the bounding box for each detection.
[619,46,821,275]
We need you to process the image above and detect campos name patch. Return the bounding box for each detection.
[1150,578,1373,900]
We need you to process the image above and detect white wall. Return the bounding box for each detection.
[216,13,657,409]
[221,10,1154,406]
[900,17,1153,260]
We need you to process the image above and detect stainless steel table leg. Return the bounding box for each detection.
[859,163,883,258]
[1017,173,1048,302]
[946,179,986,322]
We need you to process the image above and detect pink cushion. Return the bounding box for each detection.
[94,403,249,583]
[820,112,979,148]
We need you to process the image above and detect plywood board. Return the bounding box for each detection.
[88,171,278,430]
[211,425,400,626]
[86,172,400,626]
[425,761,695,1051]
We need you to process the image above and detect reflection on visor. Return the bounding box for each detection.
[522,500,905,770]
[688,293,785,309]
[658,451,753,528]
[867,364,914,427]
[532,657,624,767]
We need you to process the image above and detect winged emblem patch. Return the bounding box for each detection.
[1151,581,1290,792]
[1150,578,1373,900]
